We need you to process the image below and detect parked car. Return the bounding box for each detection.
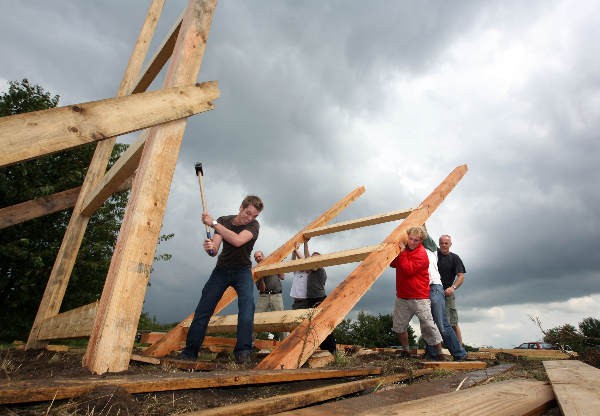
[514,341,554,350]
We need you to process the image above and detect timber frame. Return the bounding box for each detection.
[1,0,469,374]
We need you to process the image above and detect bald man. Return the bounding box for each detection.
[437,234,466,344]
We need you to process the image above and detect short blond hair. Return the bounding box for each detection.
[406,226,427,241]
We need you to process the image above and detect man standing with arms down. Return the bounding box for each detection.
[253,250,287,341]
[179,195,263,364]
[437,234,466,345]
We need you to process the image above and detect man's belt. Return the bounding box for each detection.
[260,290,281,294]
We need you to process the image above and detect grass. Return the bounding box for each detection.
[331,350,355,367]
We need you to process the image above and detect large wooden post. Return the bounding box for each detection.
[83,0,218,374]
[144,186,365,357]
[26,0,166,349]
[255,164,468,369]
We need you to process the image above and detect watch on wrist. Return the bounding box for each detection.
[452,285,457,290]
[211,219,218,228]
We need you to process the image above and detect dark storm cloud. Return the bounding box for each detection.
[1,0,598,329]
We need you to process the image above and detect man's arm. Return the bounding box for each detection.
[278,273,285,280]
[445,272,464,296]
[258,278,266,292]
[203,233,223,256]
[293,242,304,259]
[303,240,310,258]
[202,212,254,247]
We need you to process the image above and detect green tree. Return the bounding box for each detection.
[333,311,415,348]
[579,317,600,341]
[0,79,171,341]
[543,323,585,352]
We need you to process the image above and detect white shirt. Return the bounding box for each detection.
[290,270,309,299]
[426,250,443,285]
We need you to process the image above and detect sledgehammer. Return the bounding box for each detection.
[194,162,213,255]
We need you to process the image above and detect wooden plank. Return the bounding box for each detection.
[144,186,365,358]
[200,309,321,334]
[0,178,132,230]
[544,360,600,416]
[45,345,69,352]
[131,14,183,94]
[353,379,554,416]
[256,165,469,370]
[0,82,219,167]
[253,246,382,278]
[304,208,415,238]
[130,354,161,365]
[479,348,575,359]
[186,370,432,416]
[0,187,80,229]
[307,350,334,368]
[467,351,497,360]
[84,0,219,374]
[277,364,514,416]
[0,367,381,405]
[36,302,98,341]
[26,0,166,350]
[79,131,147,216]
[419,361,487,370]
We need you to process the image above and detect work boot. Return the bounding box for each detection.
[235,351,252,365]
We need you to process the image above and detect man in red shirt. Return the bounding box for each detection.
[390,226,444,358]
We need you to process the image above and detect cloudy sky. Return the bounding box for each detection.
[2,0,599,348]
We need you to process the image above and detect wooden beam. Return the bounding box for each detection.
[349,379,554,416]
[544,360,600,416]
[0,367,382,405]
[131,14,183,94]
[84,0,218,375]
[419,361,487,370]
[144,186,365,358]
[254,246,381,278]
[26,0,165,350]
[0,177,133,230]
[189,370,432,416]
[36,302,98,340]
[304,208,415,238]
[0,187,80,229]
[479,348,575,359]
[79,131,147,216]
[256,165,468,370]
[200,309,322,334]
[0,82,218,168]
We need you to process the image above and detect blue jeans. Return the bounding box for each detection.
[426,284,466,359]
[182,266,255,359]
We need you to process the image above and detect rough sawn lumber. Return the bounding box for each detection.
[355,379,555,416]
[185,370,432,416]
[0,367,381,405]
[544,359,600,416]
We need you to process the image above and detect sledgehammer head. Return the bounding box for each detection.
[194,162,203,176]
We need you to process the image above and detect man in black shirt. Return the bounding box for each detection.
[437,234,466,345]
[180,195,263,364]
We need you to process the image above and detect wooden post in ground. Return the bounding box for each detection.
[83,0,218,374]
[143,186,365,357]
[256,164,468,369]
[26,0,166,350]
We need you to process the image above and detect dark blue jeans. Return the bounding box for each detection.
[426,284,466,359]
[182,266,255,359]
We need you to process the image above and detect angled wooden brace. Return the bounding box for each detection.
[255,164,468,369]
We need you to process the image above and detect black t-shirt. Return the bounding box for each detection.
[437,250,466,290]
[307,268,327,299]
[215,215,259,269]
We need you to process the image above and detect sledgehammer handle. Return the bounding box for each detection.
[195,163,213,255]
